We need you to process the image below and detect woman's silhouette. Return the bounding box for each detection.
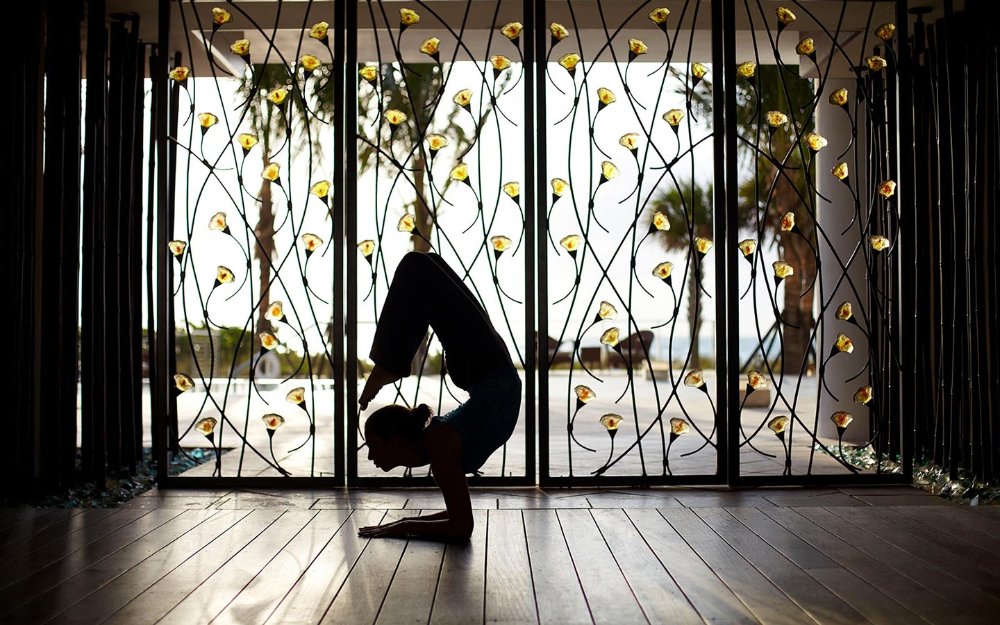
[357,251,521,542]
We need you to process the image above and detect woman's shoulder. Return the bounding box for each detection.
[423,419,463,464]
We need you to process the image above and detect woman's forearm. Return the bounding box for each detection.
[400,517,472,542]
[410,510,449,522]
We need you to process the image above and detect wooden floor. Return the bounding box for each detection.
[1,485,998,624]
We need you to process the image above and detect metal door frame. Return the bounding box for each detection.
[154,0,912,488]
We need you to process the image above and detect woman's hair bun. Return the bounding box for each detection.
[412,403,433,423]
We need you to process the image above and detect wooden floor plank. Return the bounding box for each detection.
[848,495,953,507]
[724,507,837,570]
[693,507,869,625]
[377,511,447,625]
[826,506,1000,595]
[484,509,536,625]
[312,494,410,509]
[586,493,683,509]
[521,510,590,625]
[755,506,988,625]
[144,510,319,625]
[261,510,388,625]
[2,509,121,563]
[795,507,1000,615]
[4,491,996,625]
[53,509,275,625]
[557,508,647,625]
[893,505,1000,558]
[0,508,46,532]
[317,510,412,625]
[0,509,224,622]
[0,508,120,562]
[402,491,498,510]
[0,508,151,587]
[805,567,929,625]
[883,504,1000,561]
[0,509,193,609]
[0,508,82,551]
[865,506,1000,576]
[590,509,702,624]
[970,506,1000,524]
[761,492,867,507]
[672,491,777,508]
[626,509,760,625]
[429,509,488,625]
[89,510,283,625]
[206,509,354,625]
[659,507,818,625]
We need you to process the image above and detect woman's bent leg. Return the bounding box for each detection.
[368,251,478,378]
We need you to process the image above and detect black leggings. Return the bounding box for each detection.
[368,252,513,391]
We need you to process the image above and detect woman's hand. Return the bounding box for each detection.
[359,364,402,410]
[358,520,411,539]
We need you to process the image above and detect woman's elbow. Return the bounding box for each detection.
[452,517,474,542]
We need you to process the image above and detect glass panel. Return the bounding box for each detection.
[168,1,338,477]
[352,0,529,479]
[542,0,720,479]
[732,1,901,476]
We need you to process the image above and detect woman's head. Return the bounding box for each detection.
[364,403,433,471]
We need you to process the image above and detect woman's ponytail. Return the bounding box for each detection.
[411,403,432,425]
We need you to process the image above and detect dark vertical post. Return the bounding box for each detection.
[895,0,915,479]
[128,23,147,472]
[82,0,108,483]
[167,50,181,454]
[6,0,44,498]
[106,17,125,473]
[147,45,159,474]
[911,9,934,472]
[335,0,350,484]
[722,0,738,487]
[523,0,537,482]
[711,0,732,484]
[534,0,548,483]
[345,0,359,485]
[40,0,83,488]
[154,0,171,485]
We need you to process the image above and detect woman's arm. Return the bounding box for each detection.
[358,425,473,542]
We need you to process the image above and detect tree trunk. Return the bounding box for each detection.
[688,260,703,369]
[255,154,275,337]
[412,152,431,253]
[408,107,432,373]
[769,163,816,375]
[780,232,813,373]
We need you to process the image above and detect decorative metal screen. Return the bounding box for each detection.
[153,0,910,487]
[728,0,906,483]
[162,1,341,481]
[347,0,534,485]
[538,0,724,485]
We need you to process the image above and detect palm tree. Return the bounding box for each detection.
[356,63,510,251]
[647,178,713,368]
[687,65,818,373]
[237,64,333,337]
[237,60,508,377]
[737,129,816,372]
[355,62,510,372]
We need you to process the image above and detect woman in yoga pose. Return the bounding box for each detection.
[357,251,521,542]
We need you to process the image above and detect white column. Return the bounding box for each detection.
[815,77,870,443]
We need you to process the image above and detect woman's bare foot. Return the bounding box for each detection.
[359,364,403,410]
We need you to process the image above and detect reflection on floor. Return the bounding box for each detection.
[0,485,992,625]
